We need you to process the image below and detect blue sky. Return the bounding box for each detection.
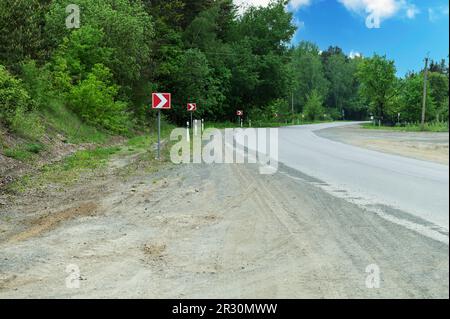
[235,0,449,76]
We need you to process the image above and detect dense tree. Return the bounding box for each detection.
[1,0,448,139]
[170,49,225,123]
[397,73,435,123]
[304,90,324,121]
[429,59,449,76]
[428,72,449,121]
[357,54,396,122]
[0,0,49,72]
[324,53,353,115]
[290,42,328,112]
[45,0,153,91]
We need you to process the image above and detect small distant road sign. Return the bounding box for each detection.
[152,93,171,109]
[187,103,197,111]
[236,110,244,116]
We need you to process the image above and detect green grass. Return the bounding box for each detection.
[205,119,334,129]
[361,122,449,132]
[6,125,176,193]
[3,148,33,161]
[7,146,122,193]
[3,142,45,161]
[42,100,109,144]
[59,146,121,171]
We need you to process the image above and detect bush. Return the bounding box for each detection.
[304,90,324,121]
[10,107,45,140]
[20,60,54,109]
[398,74,435,123]
[0,65,32,124]
[68,64,129,133]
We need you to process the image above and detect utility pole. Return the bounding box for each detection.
[421,56,429,130]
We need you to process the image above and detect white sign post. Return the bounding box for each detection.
[152,93,171,160]
[186,121,190,143]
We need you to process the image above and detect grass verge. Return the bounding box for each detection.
[205,120,334,129]
[6,146,121,193]
[6,125,176,194]
[361,122,449,132]
[3,143,45,161]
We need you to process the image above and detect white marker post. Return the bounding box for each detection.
[186,121,190,143]
[187,103,197,137]
[201,119,204,133]
[157,110,161,159]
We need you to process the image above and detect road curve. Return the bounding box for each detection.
[276,122,449,233]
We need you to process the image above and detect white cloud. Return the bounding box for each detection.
[349,50,362,58]
[288,0,312,10]
[338,0,419,28]
[428,5,449,22]
[293,17,306,29]
[233,0,271,13]
[406,4,419,19]
[234,0,421,26]
[233,0,312,12]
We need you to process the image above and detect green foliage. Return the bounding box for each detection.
[304,90,325,121]
[10,107,45,140]
[290,42,329,111]
[51,26,113,85]
[41,101,108,144]
[3,142,44,161]
[8,146,122,192]
[322,49,364,119]
[0,0,47,71]
[357,54,397,121]
[170,49,225,123]
[3,148,32,161]
[20,60,54,109]
[428,72,449,120]
[0,65,44,140]
[2,0,448,158]
[261,99,290,121]
[46,0,153,88]
[68,64,129,133]
[62,146,121,171]
[0,65,32,124]
[362,122,448,132]
[397,73,435,123]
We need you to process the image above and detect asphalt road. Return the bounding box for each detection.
[275,122,449,239]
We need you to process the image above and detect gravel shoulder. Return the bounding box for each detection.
[0,148,448,298]
[316,124,449,165]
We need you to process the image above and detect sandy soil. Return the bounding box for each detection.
[0,148,447,298]
[316,125,449,165]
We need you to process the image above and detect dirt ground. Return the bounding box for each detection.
[316,125,449,165]
[0,146,448,298]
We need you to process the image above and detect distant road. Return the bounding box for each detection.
[277,122,449,232]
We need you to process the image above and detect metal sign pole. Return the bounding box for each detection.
[157,110,161,160]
